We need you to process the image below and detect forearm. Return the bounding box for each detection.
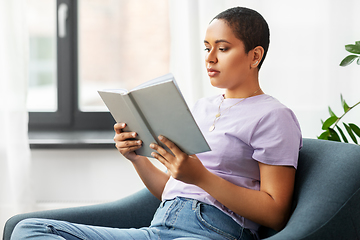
[132,156,170,200]
[197,170,292,231]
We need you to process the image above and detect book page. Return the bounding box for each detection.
[100,88,129,95]
[131,73,174,91]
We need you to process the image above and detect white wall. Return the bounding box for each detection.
[31,148,163,211]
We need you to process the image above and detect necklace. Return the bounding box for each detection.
[209,89,261,132]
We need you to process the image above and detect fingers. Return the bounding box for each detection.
[116,138,142,149]
[117,143,142,156]
[150,142,169,158]
[114,123,138,141]
[115,137,142,158]
[113,122,142,157]
[114,122,126,134]
[149,135,185,162]
[114,131,137,142]
[150,151,168,166]
[157,135,183,157]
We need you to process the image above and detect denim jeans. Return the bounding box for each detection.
[11,197,256,240]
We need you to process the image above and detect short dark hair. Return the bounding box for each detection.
[212,7,270,70]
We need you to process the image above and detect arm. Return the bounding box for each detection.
[114,123,169,200]
[198,163,295,231]
[150,135,295,231]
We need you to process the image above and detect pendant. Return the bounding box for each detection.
[215,113,221,118]
[209,125,215,132]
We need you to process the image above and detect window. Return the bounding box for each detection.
[27,0,170,146]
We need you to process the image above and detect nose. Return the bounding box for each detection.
[205,49,217,64]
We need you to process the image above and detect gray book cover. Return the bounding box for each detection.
[98,73,211,158]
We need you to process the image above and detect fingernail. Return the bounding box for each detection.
[132,132,136,137]
[151,152,156,157]
[150,143,155,148]
[158,135,164,140]
[137,140,142,145]
[121,123,126,127]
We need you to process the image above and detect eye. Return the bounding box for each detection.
[204,47,211,52]
[219,47,228,52]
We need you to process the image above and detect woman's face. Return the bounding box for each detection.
[204,19,255,93]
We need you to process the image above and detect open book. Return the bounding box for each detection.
[98,73,210,158]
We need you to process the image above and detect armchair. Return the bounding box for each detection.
[3,138,360,240]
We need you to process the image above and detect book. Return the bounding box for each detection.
[98,73,211,158]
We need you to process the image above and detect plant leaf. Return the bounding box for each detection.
[349,123,360,138]
[356,41,360,45]
[322,116,338,130]
[328,106,337,118]
[340,55,359,66]
[318,130,329,140]
[341,94,350,112]
[328,128,341,142]
[345,44,360,54]
[343,123,358,144]
[357,57,360,65]
[336,125,348,143]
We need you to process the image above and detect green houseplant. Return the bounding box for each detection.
[318,41,360,144]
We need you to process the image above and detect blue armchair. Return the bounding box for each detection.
[3,138,360,240]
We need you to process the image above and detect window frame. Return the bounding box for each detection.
[28,0,115,132]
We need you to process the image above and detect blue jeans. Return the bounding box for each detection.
[11,197,256,240]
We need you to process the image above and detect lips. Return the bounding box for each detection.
[207,68,220,77]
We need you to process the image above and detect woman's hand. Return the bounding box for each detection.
[114,123,143,162]
[114,124,170,200]
[149,135,208,185]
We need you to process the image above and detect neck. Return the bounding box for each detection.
[224,71,263,98]
[225,84,264,99]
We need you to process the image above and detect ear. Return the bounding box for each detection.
[251,46,264,69]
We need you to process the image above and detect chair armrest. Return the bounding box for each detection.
[263,188,360,240]
[3,188,160,240]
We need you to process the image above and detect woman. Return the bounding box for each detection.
[11,6,302,240]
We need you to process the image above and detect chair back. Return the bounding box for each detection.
[260,138,360,239]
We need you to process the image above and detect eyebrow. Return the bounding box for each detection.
[204,39,232,44]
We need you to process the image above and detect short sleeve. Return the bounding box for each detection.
[250,107,302,168]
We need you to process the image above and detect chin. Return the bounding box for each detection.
[210,79,226,89]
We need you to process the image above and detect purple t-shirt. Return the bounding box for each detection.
[161,94,302,231]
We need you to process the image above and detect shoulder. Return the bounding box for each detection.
[249,95,302,167]
[251,94,289,112]
[250,95,297,121]
[247,95,302,146]
[237,94,298,125]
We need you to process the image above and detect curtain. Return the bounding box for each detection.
[169,0,360,139]
[0,0,34,236]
